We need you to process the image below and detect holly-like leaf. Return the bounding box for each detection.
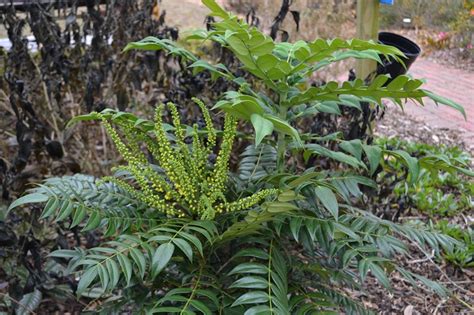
[251,114,274,146]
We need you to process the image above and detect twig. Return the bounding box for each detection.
[412,242,471,295]
[407,249,434,264]
[453,296,474,311]
[433,299,447,315]
[410,242,474,311]
[439,280,473,285]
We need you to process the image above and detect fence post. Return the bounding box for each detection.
[355,0,380,79]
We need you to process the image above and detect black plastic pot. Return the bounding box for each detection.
[377,32,421,79]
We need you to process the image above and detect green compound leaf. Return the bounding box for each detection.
[152,243,175,278]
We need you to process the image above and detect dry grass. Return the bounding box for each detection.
[159,0,212,31]
[161,0,357,80]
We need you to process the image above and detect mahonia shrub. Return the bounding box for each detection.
[7,0,473,313]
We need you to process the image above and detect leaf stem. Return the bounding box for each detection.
[276,92,288,172]
[268,240,274,314]
[180,262,204,315]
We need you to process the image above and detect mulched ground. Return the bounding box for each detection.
[359,248,474,314]
[353,106,474,314]
[426,48,474,73]
[376,105,471,153]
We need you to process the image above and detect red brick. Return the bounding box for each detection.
[402,58,473,145]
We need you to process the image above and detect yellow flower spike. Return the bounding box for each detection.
[209,114,237,201]
[167,102,198,189]
[100,176,140,198]
[143,167,171,195]
[99,115,135,164]
[97,104,274,221]
[167,102,185,144]
[119,122,148,165]
[192,97,216,149]
[153,105,195,205]
[225,189,279,212]
[190,124,207,184]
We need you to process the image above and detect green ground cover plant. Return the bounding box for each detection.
[6,0,473,313]
[375,137,472,270]
[376,137,473,217]
[435,220,473,269]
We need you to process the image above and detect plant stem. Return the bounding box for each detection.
[267,240,274,313]
[276,92,288,172]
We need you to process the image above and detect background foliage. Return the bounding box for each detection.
[0,1,229,312]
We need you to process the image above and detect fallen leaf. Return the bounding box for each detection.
[404,305,414,315]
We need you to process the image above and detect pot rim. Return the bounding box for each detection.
[378,31,421,57]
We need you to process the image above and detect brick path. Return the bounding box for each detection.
[401,58,474,147]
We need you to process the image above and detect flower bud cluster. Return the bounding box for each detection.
[97,101,278,220]
[220,189,279,213]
